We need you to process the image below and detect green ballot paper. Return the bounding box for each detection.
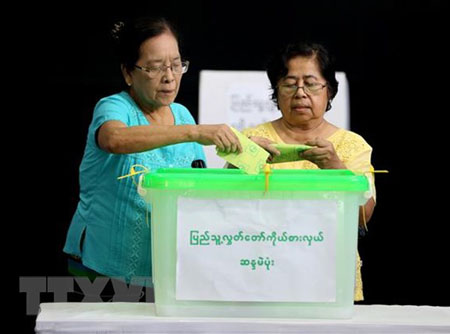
[270,143,312,164]
[216,128,270,175]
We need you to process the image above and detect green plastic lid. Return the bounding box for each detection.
[141,168,369,192]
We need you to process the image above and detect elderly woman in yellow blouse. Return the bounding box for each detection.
[243,42,375,302]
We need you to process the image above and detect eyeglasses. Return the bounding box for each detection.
[278,82,327,96]
[134,60,189,78]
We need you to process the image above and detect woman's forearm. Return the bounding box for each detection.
[99,122,198,154]
[98,121,242,154]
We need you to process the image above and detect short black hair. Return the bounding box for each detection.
[111,16,179,72]
[266,42,339,111]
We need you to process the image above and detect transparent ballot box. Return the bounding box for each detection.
[138,168,370,319]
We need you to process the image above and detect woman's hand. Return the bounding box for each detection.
[301,137,346,169]
[195,124,242,153]
[248,136,281,161]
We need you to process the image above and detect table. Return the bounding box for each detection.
[35,302,450,333]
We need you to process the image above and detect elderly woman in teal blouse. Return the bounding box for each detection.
[63,17,241,286]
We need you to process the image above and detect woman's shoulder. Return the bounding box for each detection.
[95,91,135,112]
[331,128,372,155]
[332,128,370,145]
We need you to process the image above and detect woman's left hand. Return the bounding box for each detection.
[301,137,346,169]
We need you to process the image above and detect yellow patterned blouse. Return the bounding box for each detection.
[242,122,376,301]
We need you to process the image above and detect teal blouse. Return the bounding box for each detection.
[63,91,206,285]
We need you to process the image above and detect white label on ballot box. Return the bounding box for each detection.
[176,198,337,302]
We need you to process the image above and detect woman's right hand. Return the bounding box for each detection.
[195,124,242,153]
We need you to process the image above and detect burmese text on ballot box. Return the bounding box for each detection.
[138,168,370,319]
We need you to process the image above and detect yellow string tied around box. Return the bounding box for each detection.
[263,164,271,194]
[117,164,151,227]
[117,164,150,186]
[358,166,389,232]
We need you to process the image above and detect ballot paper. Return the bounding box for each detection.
[270,143,312,164]
[216,127,270,174]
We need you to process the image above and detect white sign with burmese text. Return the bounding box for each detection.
[176,198,337,302]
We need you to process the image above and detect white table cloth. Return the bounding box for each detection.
[35,302,450,333]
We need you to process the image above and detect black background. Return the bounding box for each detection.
[12,1,449,332]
